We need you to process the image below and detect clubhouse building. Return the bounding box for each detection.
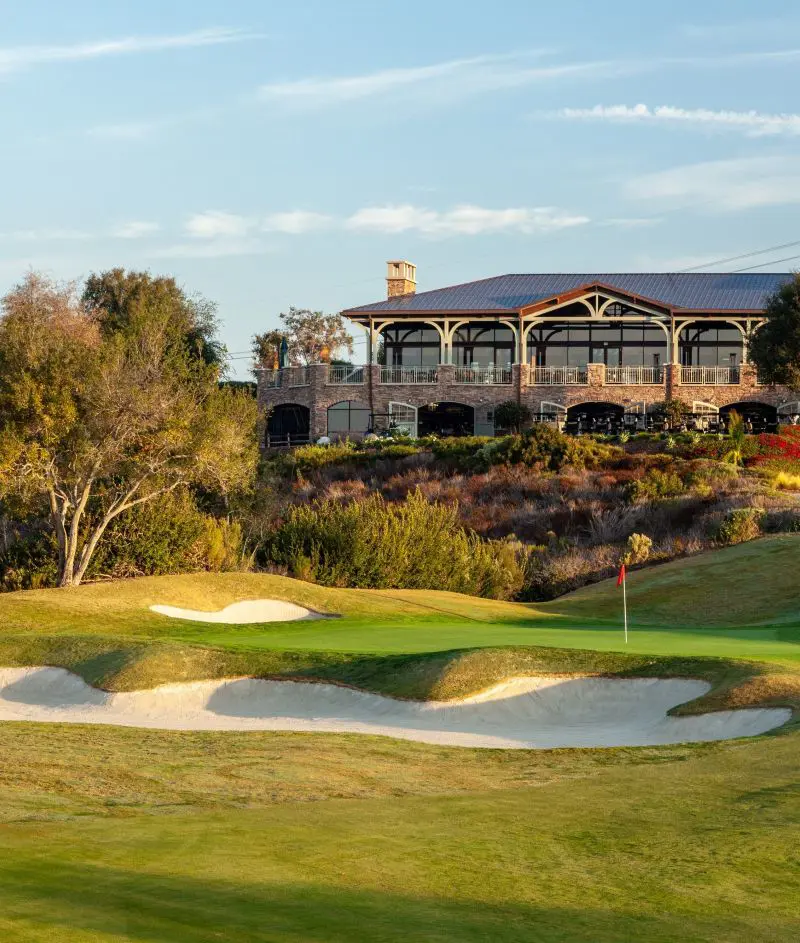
[259,262,797,444]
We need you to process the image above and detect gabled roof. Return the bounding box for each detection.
[343,272,792,316]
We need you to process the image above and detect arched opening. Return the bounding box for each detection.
[417,402,474,437]
[778,402,800,426]
[327,400,371,439]
[527,320,667,368]
[266,403,310,446]
[381,322,442,367]
[452,322,515,367]
[720,402,777,433]
[536,401,567,430]
[679,322,744,367]
[566,402,624,434]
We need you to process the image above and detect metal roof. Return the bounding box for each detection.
[343,272,792,316]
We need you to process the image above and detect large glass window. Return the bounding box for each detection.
[381,323,441,367]
[452,323,515,367]
[327,400,371,435]
[679,323,743,367]
[527,322,667,367]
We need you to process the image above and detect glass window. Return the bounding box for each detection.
[327,401,371,434]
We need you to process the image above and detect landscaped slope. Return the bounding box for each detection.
[545,534,800,629]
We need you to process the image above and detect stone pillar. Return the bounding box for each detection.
[665,363,680,401]
[587,363,605,389]
[739,363,759,394]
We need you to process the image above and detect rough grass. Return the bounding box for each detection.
[544,534,800,629]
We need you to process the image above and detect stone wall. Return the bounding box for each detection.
[257,363,794,444]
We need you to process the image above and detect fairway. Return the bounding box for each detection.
[0,538,798,941]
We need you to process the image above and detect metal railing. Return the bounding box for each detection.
[606,365,664,385]
[380,366,439,384]
[258,367,310,388]
[531,366,588,385]
[680,366,740,385]
[328,364,365,384]
[453,365,512,385]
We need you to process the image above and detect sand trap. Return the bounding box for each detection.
[0,668,790,749]
[149,599,325,624]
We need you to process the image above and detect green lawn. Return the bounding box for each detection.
[0,538,798,941]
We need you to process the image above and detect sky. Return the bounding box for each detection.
[2,0,800,374]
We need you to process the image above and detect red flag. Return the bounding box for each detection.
[617,564,626,586]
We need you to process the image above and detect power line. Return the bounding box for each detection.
[679,238,800,272]
[729,252,800,273]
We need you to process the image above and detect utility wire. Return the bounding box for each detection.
[729,252,800,273]
[678,239,800,272]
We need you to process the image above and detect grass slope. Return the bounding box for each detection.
[0,729,797,942]
[545,535,800,629]
[0,543,799,940]
[0,536,798,667]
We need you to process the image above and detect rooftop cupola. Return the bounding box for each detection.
[386,260,416,298]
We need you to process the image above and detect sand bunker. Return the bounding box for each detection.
[149,599,324,623]
[0,668,790,749]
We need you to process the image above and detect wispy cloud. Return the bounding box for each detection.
[258,52,630,109]
[627,156,800,211]
[185,211,254,239]
[258,46,800,111]
[556,103,800,136]
[345,204,589,236]
[262,211,333,234]
[0,27,257,75]
[112,221,160,239]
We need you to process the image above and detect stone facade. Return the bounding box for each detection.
[258,362,794,444]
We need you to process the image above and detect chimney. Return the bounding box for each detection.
[386,260,416,298]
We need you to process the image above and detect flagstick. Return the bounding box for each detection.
[623,571,628,644]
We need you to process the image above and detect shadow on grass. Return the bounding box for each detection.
[0,859,759,943]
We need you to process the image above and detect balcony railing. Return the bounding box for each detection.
[606,365,664,385]
[259,367,309,388]
[380,366,439,384]
[328,364,365,384]
[531,366,588,386]
[680,366,740,385]
[453,365,512,385]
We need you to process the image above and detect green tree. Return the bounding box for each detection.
[251,329,285,374]
[0,272,258,587]
[493,401,532,433]
[280,307,354,365]
[748,273,800,389]
[83,268,227,370]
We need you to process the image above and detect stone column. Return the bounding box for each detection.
[587,363,605,389]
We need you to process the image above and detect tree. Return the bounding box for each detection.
[652,399,692,429]
[0,272,258,587]
[253,308,354,368]
[493,401,532,434]
[83,268,227,370]
[748,273,800,390]
[251,329,285,374]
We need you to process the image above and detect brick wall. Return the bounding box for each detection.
[258,362,794,445]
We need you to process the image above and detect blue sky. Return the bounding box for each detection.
[2,0,800,372]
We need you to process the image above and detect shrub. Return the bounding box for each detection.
[625,469,686,503]
[623,532,653,565]
[715,507,763,546]
[772,470,800,490]
[476,425,619,472]
[87,491,243,578]
[430,436,492,464]
[265,489,524,599]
